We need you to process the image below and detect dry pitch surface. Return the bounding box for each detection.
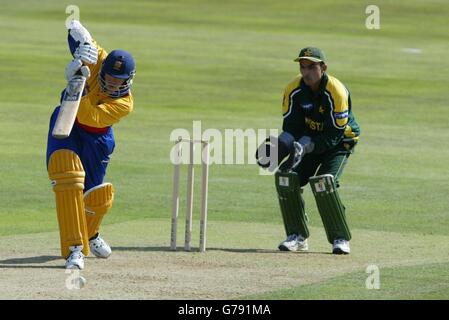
[1,219,448,299]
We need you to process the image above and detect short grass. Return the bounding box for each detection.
[1,0,448,299]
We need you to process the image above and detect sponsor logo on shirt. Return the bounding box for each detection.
[301,103,313,110]
[305,117,324,131]
[334,111,349,119]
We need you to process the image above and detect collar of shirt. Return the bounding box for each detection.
[300,73,329,97]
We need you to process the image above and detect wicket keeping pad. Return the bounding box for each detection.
[275,171,309,238]
[48,149,89,258]
[84,183,114,239]
[309,174,351,243]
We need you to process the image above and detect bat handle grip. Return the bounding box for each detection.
[76,64,91,79]
[75,60,84,75]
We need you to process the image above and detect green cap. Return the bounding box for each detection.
[294,47,325,63]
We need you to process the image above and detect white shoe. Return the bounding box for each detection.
[278,234,308,251]
[65,245,85,270]
[332,238,350,254]
[89,234,112,258]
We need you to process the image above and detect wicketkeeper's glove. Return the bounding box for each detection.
[290,136,315,169]
[255,131,295,171]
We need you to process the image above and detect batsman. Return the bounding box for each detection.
[256,47,360,254]
[46,20,136,269]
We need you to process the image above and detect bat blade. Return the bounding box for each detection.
[52,75,86,139]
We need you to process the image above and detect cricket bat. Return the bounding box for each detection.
[52,75,86,139]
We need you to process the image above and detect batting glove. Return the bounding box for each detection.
[68,20,93,43]
[65,59,91,81]
[74,42,98,65]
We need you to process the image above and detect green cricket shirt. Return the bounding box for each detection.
[282,73,360,154]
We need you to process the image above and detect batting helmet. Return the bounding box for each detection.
[99,50,136,98]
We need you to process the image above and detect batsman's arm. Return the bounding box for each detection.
[67,20,107,67]
[76,94,134,128]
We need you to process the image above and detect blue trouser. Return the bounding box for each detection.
[46,106,115,191]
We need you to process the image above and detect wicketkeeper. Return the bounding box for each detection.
[46,20,136,269]
[256,47,360,254]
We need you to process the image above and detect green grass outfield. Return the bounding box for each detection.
[0,0,448,299]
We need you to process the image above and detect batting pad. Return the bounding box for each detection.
[275,171,310,238]
[48,149,89,258]
[84,183,114,239]
[309,174,351,243]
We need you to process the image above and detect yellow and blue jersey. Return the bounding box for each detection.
[282,73,360,154]
[68,38,133,130]
[47,35,133,190]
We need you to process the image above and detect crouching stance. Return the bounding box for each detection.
[256,47,359,254]
[47,20,135,269]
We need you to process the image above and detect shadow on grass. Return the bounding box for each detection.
[112,246,332,255]
[0,255,63,269]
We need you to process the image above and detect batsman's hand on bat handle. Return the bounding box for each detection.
[74,42,98,65]
[65,59,91,81]
[68,20,93,42]
[68,20,98,65]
